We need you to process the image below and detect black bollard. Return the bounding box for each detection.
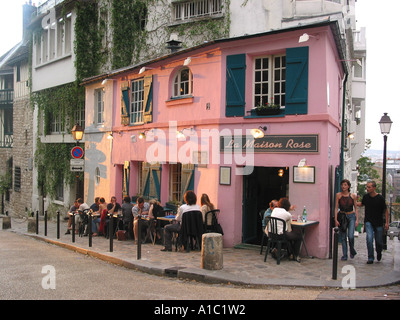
[332,227,339,280]
[109,214,113,252]
[137,215,141,260]
[88,212,92,247]
[36,210,39,234]
[72,213,75,243]
[44,211,47,236]
[57,211,60,239]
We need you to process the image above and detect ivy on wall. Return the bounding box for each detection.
[32,0,100,199]
[111,0,148,69]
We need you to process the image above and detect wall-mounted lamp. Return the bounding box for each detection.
[176,127,196,140]
[298,33,319,43]
[298,158,306,167]
[139,67,156,74]
[138,129,154,139]
[338,59,362,67]
[107,133,113,140]
[250,126,267,138]
[101,78,117,85]
[347,132,355,140]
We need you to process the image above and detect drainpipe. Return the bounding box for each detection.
[339,73,348,186]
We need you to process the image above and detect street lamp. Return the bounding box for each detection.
[379,112,392,250]
[71,123,84,200]
[71,123,84,144]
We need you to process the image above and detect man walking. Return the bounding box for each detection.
[359,181,389,264]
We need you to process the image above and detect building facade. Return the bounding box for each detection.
[83,21,349,258]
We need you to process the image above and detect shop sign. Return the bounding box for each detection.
[220,134,319,153]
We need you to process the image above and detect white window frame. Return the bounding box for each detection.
[253,54,286,108]
[130,78,144,124]
[95,88,104,125]
[173,0,222,21]
[172,68,193,98]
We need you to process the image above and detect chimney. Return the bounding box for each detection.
[166,33,182,53]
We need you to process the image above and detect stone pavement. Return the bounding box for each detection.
[3,216,400,289]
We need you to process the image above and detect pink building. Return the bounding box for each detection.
[83,21,346,258]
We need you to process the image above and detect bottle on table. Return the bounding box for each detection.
[302,206,307,223]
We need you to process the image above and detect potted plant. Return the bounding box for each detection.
[254,98,281,115]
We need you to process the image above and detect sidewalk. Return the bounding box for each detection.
[4,216,400,288]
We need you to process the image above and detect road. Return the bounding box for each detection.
[0,230,399,304]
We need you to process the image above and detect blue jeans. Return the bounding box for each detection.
[340,213,357,259]
[365,222,383,262]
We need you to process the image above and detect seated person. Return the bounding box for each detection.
[106,196,122,236]
[262,199,278,228]
[132,197,150,242]
[121,196,133,239]
[269,197,302,262]
[161,190,200,252]
[65,200,79,235]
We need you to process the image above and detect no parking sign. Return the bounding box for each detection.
[71,146,84,159]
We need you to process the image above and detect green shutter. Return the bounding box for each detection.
[121,81,130,125]
[285,46,309,115]
[226,54,246,117]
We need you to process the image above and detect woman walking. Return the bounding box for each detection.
[334,179,359,261]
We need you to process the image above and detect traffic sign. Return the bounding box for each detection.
[70,159,84,172]
[71,146,84,159]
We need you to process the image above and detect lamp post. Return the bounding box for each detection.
[379,113,392,250]
[71,123,84,199]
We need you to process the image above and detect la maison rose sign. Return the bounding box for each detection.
[220,134,319,153]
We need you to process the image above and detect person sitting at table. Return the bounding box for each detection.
[121,196,133,239]
[161,190,201,252]
[106,196,122,236]
[200,193,215,226]
[75,198,90,235]
[65,199,79,235]
[132,197,150,243]
[262,199,278,229]
[98,197,108,236]
[269,197,302,262]
[90,197,101,236]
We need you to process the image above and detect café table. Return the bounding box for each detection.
[291,220,319,258]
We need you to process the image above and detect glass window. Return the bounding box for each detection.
[254,55,286,107]
[95,89,104,124]
[169,163,182,203]
[130,79,144,124]
[173,68,193,98]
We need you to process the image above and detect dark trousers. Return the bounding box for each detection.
[285,231,302,257]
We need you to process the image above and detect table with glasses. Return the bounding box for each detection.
[291,220,319,258]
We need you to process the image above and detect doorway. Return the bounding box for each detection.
[242,166,289,244]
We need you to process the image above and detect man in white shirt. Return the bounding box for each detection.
[161,191,200,252]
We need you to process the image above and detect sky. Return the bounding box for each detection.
[0,0,399,152]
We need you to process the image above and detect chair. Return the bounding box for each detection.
[204,209,221,233]
[78,209,90,237]
[259,210,269,255]
[179,210,204,252]
[264,216,290,265]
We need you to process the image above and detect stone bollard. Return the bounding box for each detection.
[2,216,11,229]
[201,233,223,270]
[27,218,36,233]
